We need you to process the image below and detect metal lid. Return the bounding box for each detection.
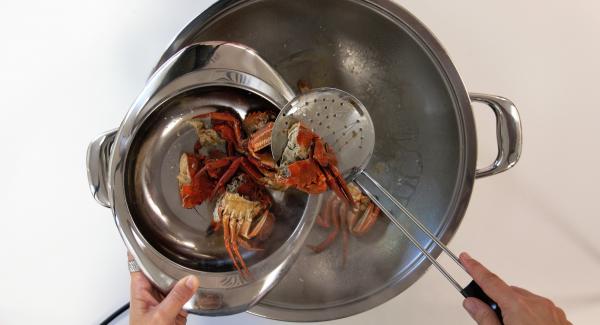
[90,42,321,315]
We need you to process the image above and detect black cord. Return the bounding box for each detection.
[100,302,130,325]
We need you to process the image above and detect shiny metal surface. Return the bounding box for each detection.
[275,87,470,292]
[275,86,470,281]
[471,94,522,178]
[149,0,522,321]
[354,171,465,292]
[87,129,116,208]
[87,42,320,315]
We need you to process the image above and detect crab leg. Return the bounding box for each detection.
[237,238,264,251]
[351,203,381,236]
[312,138,354,206]
[230,219,250,278]
[339,202,350,266]
[210,157,266,199]
[222,214,242,274]
[239,157,267,184]
[308,199,341,253]
[247,122,277,169]
[316,195,337,228]
[346,204,360,231]
[323,164,354,206]
[313,138,338,167]
[203,157,236,177]
[247,210,275,241]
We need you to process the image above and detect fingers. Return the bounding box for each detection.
[128,253,146,282]
[155,276,199,322]
[459,252,515,306]
[176,313,188,325]
[128,252,155,305]
[463,297,502,325]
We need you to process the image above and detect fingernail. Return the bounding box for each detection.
[461,252,472,261]
[185,276,199,289]
[463,298,479,316]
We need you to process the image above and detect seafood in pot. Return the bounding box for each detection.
[212,174,275,278]
[247,120,353,204]
[308,183,381,266]
[177,109,356,277]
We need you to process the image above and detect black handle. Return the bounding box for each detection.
[461,280,503,324]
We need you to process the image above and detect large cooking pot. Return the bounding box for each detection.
[148,0,521,321]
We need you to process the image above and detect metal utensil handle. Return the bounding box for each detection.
[354,171,503,323]
[470,93,522,178]
[359,171,464,269]
[354,171,463,291]
[86,129,117,208]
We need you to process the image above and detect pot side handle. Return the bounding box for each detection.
[470,93,522,178]
[87,129,117,208]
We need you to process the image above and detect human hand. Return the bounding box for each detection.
[128,253,199,325]
[460,252,571,325]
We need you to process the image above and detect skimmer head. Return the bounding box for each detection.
[271,88,375,177]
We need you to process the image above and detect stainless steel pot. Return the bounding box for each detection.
[87,42,322,315]
[149,0,521,321]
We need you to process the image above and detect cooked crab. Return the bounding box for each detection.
[212,174,275,277]
[177,153,236,208]
[189,111,246,155]
[308,183,380,265]
[178,109,357,276]
[247,120,354,205]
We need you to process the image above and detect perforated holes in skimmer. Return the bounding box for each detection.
[271,88,375,176]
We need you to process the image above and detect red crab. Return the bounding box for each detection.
[247,120,354,205]
[212,173,275,277]
[178,109,356,277]
[177,154,236,208]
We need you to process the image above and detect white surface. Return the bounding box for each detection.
[1,0,599,324]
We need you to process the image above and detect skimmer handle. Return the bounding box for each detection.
[353,170,503,324]
[462,280,503,323]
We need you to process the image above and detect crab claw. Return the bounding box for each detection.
[323,164,354,206]
[351,203,381,236]
[210,157,267,199]
[312,138,354,206]
[248,210,275,241]
[247,121,276,169]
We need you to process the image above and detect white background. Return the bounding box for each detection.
[1,0,599,324]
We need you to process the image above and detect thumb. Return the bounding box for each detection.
[157,275,199,321]
[463,297,502,325]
